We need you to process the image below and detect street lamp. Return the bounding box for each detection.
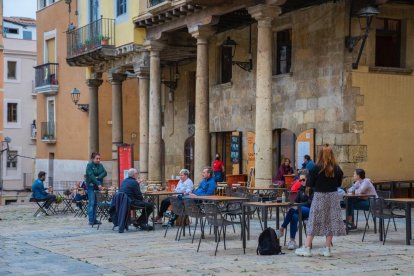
[0,137,12,194]
[70,88,89,112]
[221,24,253,72]
[345,4,380,69]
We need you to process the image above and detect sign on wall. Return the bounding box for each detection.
[118,144,134,187]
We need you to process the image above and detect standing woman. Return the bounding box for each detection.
[212,154,225,182]
[295,144,346,257]
[85,152,107,225]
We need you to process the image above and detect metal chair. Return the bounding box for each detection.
[198,203,241,256]
[164,196,190,240]
[95,191,112,230]
[30,198,51,217]
[184,198,206,243]
[362,197,405,244]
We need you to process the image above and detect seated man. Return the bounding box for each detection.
[345,168,378,230]
[190,166,217,196]
[153,169,193,225]
[119,168,154,231]
[31,171,56,210]
[73,175,88,209]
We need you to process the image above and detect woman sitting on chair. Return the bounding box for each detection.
[279,171,313,250]
[345,168,378,230]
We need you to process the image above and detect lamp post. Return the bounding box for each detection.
[70,88,89,112]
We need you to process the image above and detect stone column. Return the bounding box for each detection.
[108,73,126,186]
[135,65,150,180]
[144,41,164,185]
[249,4,280,188]
[189,25,215,185]
[85,78,103,155]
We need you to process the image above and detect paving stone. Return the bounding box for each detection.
[0,204,414,275]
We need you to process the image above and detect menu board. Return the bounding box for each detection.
[231,135,241,164]
[118,144,134,187]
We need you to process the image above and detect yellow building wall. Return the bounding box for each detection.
[353,70,414,181]
[79,0,145,46]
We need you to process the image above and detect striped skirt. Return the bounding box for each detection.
[307,192,346,236]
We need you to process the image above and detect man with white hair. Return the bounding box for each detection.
[119,168,154,231]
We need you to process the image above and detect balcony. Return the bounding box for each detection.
[41,122,56,143]
[34,63,59,95]
[66,17,116,67]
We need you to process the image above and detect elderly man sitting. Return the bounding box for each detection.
[119,168,154,231]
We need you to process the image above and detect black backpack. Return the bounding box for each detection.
[257,227,282,255]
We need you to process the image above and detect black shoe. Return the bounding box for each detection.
[138,224,154,231]
[89,220,102,226]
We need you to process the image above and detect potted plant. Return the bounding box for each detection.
[100,35,110,46]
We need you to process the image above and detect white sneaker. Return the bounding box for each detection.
[287,240,297,250]
[318,247,332,257]
[295,246,312,257]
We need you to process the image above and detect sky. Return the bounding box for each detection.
[3,0,37,19]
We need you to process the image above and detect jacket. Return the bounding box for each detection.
[31,178,48,199]
[193,177,216,196]
[109,192,131,233]
[295,185,313,208]
[119,177,143,201]
[85,161,107,187]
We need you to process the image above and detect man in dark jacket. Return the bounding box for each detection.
[119,168,153,231]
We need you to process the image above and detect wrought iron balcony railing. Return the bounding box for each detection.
[148,0,167,7]
[66,17,115,59]
[34,63,59,87]
[41,121,56,141]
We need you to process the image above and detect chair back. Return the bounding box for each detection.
[203,203,225,227]
[169,196,186,216]
[376,190,391,199]
[183,198,204,218]
[369,197,388,218]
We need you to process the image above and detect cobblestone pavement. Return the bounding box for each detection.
[0,204,413,276]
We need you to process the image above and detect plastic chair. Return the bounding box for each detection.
[198,203,240,256]
[362,197,405,244]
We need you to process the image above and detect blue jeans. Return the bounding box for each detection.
[346,198,369,222]
[281,206,310,239]
[87,185,97,224]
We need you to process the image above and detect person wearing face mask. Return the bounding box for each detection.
[212,154,225,182]
[279,171,313,250]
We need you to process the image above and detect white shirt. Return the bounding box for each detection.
[175,178,194,194]
[353,178,378,197]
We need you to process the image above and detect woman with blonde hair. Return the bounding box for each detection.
[295,144,346,257]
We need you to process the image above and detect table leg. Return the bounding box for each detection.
[276,206,280,229]
[242,205,246,254]
[263,206,268,229]
[379,218,383,242]
[298,205,303,247]
[345,197,349,235]
[405,202,411,245]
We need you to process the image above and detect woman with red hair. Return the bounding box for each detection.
[295,144,346,257]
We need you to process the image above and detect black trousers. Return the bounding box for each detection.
[158,197,171,218]
[131,199,154,225]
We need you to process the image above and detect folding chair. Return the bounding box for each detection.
[30,198,52,216]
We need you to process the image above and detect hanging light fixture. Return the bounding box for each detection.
[70,88,89,112]
[221,24,253,72]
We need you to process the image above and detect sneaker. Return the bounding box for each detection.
[138,224,154,231]
[318,247,332,257]
[287,240,297,250]
[295,246,312,257]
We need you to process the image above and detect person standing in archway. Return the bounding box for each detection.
[212,154,225,182]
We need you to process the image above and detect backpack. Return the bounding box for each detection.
[257,227,282,255]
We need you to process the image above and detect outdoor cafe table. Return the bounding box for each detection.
[241,201,303,254]
[343,193,377,234]
[385,198,414,245]
[144,191,183,229]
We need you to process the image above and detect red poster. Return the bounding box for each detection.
[118,144,133,187]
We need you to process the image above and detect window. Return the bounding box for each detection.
[7,151,18,169]
[117,0,127,16]
[7,61,17,80]
[7,103,18,123]
[375,18,401,68]
[220,46,233,83]
[23,30,32,40]
[5,28,19,34]
[273,29,292,75]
